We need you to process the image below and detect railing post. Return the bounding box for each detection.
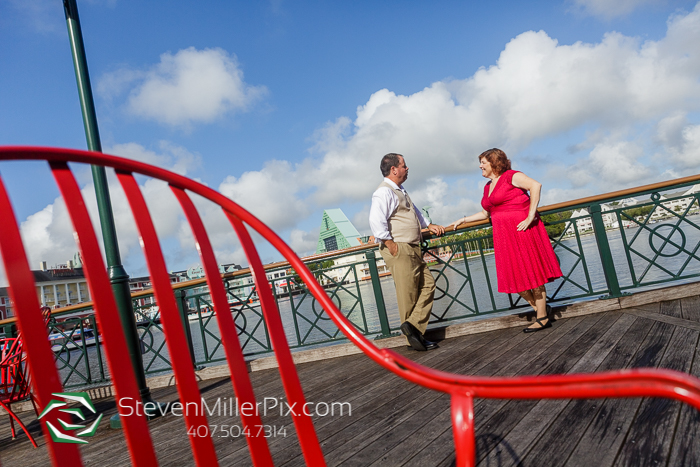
[365,249,393,338]
[174,288,197,368]
[590,204,623,298]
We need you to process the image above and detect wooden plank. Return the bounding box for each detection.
[142,351,381,466]
[472,312,626,467]
[300,323,557,467]
[484,313,638,467]
[223,352,455,465]
[224,329,511,466]
[667,333,700,466]
[613,326,699,467]
[371,318,581,467]
[659,298,683,318]
[353,317,589,467]
[304,317,587,467]
[621,307,700,332]
[622,301,660,314]
[405,313,607,467]
[563,319,677,467]
[619,281,700,309]
[188,346,427,465]
[681,295,700,323]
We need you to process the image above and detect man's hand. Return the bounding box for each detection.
[428,224,445,236]
[384,239,399,256]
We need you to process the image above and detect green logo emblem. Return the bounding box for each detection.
[38,392,103,444]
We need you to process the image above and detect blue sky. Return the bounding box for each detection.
[1,0,700,279]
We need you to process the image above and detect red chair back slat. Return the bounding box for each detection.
[115,170,219,466]
[49,162,158,466]
[0,173,83,465]
[171,186,274,466]
[226,212,326,466]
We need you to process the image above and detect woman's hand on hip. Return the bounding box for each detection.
[517,215,536,231]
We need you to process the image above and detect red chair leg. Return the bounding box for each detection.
[29,394,39,416]
[0,401,37,448]
[9,411,16,439]
[451,392,475,467]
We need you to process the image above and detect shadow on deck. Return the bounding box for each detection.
[2,293,700,466]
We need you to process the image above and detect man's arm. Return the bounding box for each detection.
[369,188,399,255]
[413,204,445,236]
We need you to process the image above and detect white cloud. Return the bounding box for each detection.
[106,141,202,175]
[409,177,485,225]
[289,229,318,256]
[172,4,700,231]
[351,205,371,236]
[218,160,309,231]
[100,47,267,127]
[301,4,700,206]
[19,203,76,270]
[570,0,662,20]
[566,140,653,188]
[656,113,700,169]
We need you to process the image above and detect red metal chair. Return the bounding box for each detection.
[0,145,699,467]
[0,305,51,448]
[0,337,37,447]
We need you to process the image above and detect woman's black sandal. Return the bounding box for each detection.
[523,316,552,333]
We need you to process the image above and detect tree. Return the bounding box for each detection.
[291,259,335,287]
[621,205,654,220]
[541,210,573,239]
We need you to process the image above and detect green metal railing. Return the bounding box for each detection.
[2,174,699,389]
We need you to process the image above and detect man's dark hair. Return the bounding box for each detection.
[380,153,403,177]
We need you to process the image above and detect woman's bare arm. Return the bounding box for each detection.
[512,172,542,231]
[447,210,490,231]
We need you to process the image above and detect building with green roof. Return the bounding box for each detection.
[315,209,363,254]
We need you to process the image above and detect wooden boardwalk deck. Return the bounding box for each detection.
[2,295,700,466]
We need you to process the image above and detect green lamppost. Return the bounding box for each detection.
[62,0,159,427]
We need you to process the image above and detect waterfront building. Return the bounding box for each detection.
[650,184,700,220]
[315,209,364,254]
[0,288,11,320]
[129,273,185,311]
[228,269,292,298]
[565,198,638,235]
[312,209,388,284]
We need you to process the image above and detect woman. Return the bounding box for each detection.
[449,148,562,332]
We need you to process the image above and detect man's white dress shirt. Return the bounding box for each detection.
[369,178,429,242]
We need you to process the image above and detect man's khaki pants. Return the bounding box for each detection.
[379,242,435,338]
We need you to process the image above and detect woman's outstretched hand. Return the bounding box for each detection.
[517,215,536,231]
[446,218,464,231]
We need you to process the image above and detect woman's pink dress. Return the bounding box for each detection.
[481,170,563,293]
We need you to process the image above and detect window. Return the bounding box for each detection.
[323,236,338,252]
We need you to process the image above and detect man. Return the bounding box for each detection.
[369,153,445,351]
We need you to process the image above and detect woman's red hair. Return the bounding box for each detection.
[479,148,511,176]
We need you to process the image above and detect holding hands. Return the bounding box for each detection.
[428,223,445,236]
